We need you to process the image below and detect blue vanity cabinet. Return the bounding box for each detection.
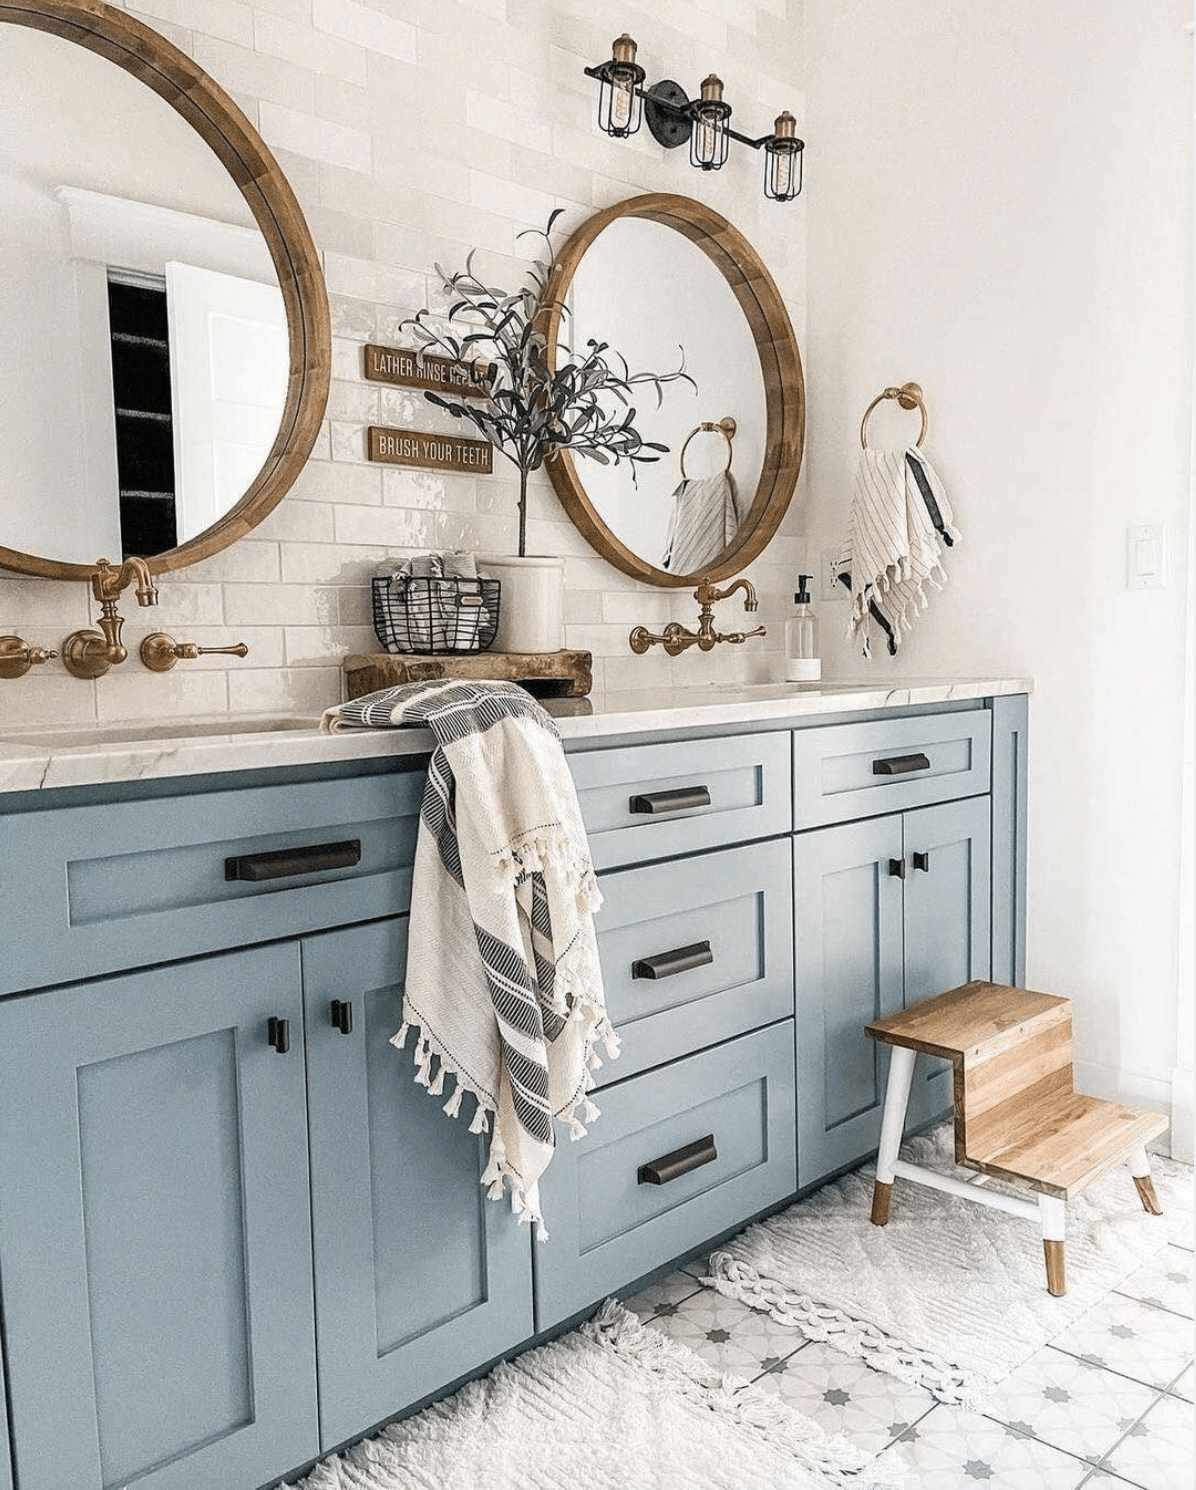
[794,794,992,1186]
[0,945,319,1490]
[0,1349,11,1490]
[302,919,534,1453]
[794,814,906,1186]
[901,796,992,1128]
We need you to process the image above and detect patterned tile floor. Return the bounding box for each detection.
[621,1236,1195,1488]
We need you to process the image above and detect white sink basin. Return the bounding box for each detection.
[3,713,321,749]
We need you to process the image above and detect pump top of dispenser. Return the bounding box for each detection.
[794,573,812,605]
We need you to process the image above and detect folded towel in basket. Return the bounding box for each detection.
[838,446,960,658]
[321,679,618,1238]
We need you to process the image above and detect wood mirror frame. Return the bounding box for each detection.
[0,0,331,581]
[543,193,804,588]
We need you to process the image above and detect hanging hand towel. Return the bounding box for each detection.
[321,679,618,1238]
[838,446,960,657]
[661,471,744,573]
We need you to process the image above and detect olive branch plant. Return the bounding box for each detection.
[400,208,693,558]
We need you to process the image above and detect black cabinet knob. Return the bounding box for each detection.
[912,850,931,873]
[331,999,354,1035]
[888,857,906,879]
[267,1016,290,1054]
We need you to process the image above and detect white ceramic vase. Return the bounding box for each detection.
[474,554,565,654]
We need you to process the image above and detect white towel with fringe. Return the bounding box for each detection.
[839,446,960,658]
[321,679,617,1238]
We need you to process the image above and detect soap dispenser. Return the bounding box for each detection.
[785,574,821,682]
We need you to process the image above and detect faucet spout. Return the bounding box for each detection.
[92,556,158,608]
[696,576,758,612]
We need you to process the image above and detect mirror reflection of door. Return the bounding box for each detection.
[166,263,287,545]
[0,25,289,567]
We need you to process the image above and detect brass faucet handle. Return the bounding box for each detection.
[140,633,250,672]
[725,625,767,644]
[0,635,59,679]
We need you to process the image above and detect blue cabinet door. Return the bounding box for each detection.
[902,795,992,1127]
[303,920,534,1451]
[0,946,318,1490]
[794,815,905,1186]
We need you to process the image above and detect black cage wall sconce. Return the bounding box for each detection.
[585,33,805,202]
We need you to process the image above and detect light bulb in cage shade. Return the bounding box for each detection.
[595,33,645,139]
[689,74,731,171]
[764,110,804,201]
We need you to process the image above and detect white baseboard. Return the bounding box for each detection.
[1171,1064,1194,1163]
[1072,1059,1173,1113]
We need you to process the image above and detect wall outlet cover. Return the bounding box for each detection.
[820,549,845,600]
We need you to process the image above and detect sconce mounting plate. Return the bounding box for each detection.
[645,81,692,149]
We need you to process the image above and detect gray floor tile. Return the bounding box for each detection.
[752,1339,936,1456]
[619,1269,703,1324]
[1114,1246,1195,1320]
[874,1404,1089,1488]
[632,1284,807,1377]
[983,1345,1157,1464]
[1101,1392,1195,1487]
[1049,1292,1195,1390]
[1166,1362,1193,1402]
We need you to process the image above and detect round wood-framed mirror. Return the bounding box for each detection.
[543,193,804,587]
[0,0,330,580]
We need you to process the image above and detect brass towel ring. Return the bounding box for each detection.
[680,416,736,478]
[860,382,928,449]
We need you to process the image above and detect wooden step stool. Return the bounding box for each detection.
[865,982,1168,1296]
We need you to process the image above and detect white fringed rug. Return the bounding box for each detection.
[290,1301,903,1490]
[705,1127,1192,1408]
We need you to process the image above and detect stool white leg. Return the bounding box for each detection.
[1127,1145,1164,1215]
[871,1046,917,1227]
[1039,1194,1067,1296]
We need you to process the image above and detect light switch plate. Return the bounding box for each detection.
[1126,523,1167,590]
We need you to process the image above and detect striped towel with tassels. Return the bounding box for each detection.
[837,446,961,658]
[321,679,617,1240]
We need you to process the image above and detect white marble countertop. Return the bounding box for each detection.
[0,676,1031,795]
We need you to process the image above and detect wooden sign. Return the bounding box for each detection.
[367,426,494,474]
[363,344,488,396]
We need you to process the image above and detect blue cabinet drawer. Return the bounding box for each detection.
[792,710,991,829]
[570,731,791,870]
[595,839,793,1085]
[535,1024,796,1329]
[0,771,423,996]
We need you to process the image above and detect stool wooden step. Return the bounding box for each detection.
[866,981,1168,1295]
[867,980,1071,1063]
[961,1091,1169,1199]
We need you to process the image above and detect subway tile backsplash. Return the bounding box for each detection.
[0,0,806,722]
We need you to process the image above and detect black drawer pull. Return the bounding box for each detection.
[888,857,906,879]
[872,752,931,777]
[331,999,354,1035]
[629,785,712,815]
[638,1134,718,1186]
[912,850,931,873]
[225,839,361,882]
[632,940,714,981]
[267,1016,290,1054]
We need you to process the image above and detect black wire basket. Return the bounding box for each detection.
[371,574,501,656]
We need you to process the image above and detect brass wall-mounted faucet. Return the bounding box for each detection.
[0,636,58,679]
[629,576,767,656]
[62,557,159,679]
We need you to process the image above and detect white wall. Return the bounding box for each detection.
[803,0,1194,1112]
[0,0,807,727]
